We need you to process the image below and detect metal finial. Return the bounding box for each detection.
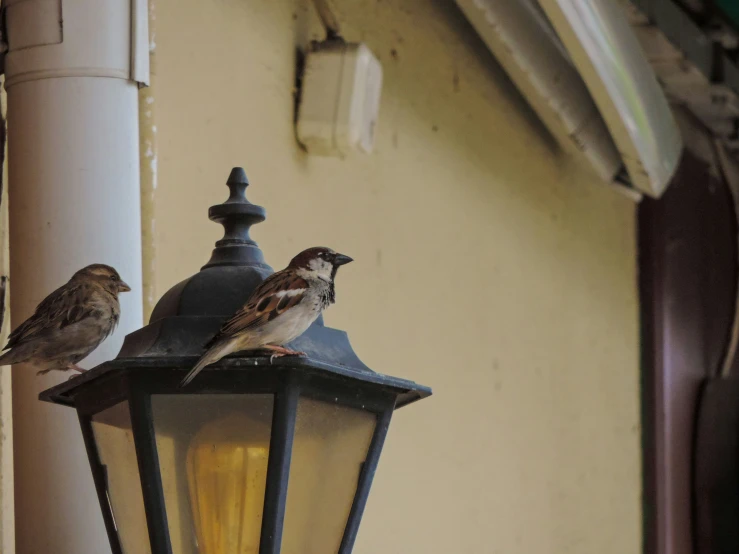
[202,167,268,269]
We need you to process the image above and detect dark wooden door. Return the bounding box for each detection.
[639,147,738,554]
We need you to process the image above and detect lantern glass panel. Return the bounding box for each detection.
[151,394,274,554]
[281,397,377,554]
[91,401,151,554]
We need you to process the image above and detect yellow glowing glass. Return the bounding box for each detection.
[152,394,377,554]
[186,413,269,554]
[152,394,273,554]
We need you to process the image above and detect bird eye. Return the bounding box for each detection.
[110,275,116,280]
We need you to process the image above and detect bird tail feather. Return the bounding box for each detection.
[0,344,33,367]
[179,341,235,388]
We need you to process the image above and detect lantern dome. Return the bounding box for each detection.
[150,166,275,321]
[117,167,375,373]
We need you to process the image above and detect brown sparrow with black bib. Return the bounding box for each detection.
[180,247,352,387]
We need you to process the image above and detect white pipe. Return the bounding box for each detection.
[4,0,147,553]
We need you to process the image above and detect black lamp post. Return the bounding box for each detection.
[39,167,432,554]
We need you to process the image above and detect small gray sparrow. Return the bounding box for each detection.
[0,264,131,375]
[180,246,353,387]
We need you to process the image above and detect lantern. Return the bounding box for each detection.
[39,168,432,554]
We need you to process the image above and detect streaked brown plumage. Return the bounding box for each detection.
[0,264,131,375]
[180,247,353,387]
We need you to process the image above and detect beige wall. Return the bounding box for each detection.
[153,0,641,553]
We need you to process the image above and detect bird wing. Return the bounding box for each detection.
[4,282,98,350]
[206,271,309,348]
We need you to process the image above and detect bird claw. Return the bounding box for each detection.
[57,364,86,379]
[268,349,307,365]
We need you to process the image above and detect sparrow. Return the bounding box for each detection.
[0,264,131,375]
[180,246,353,387]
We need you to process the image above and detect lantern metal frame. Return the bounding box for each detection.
[39,167,432,554]
[41,354,427,554]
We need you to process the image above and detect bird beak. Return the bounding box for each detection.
[334,254,353,266]
[118,280,131,293]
